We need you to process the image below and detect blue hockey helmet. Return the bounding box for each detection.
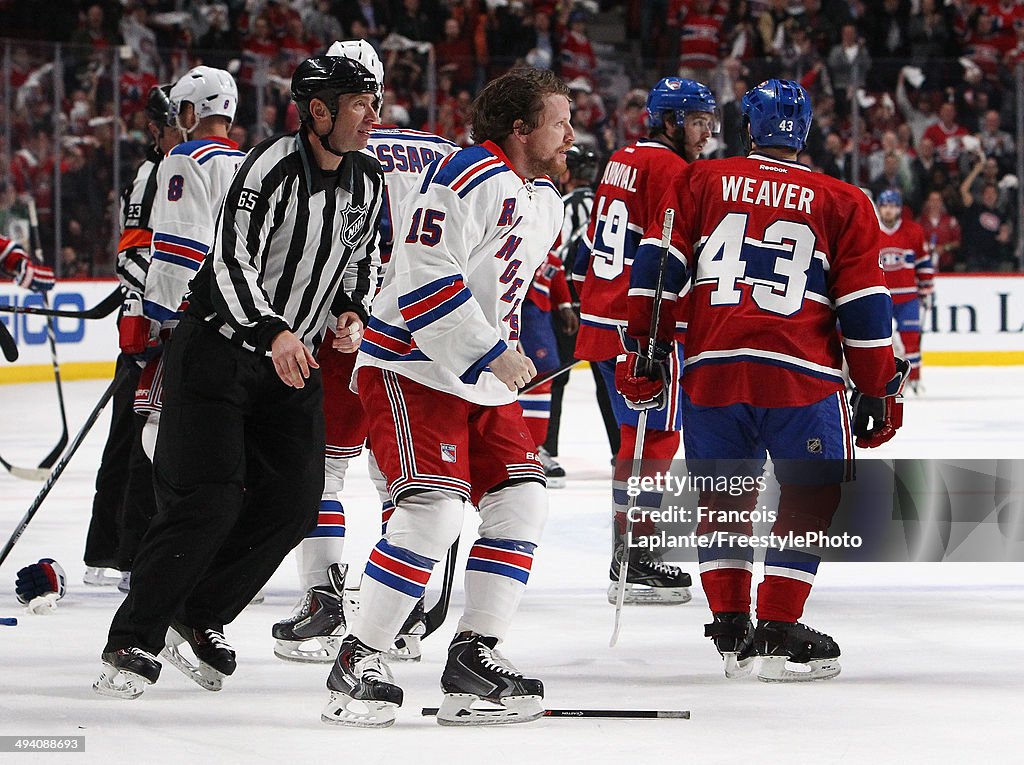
[646,77,720,134]
[877,188,903,207]
[741,79,812,151]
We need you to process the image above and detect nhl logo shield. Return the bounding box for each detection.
[339,202,370,248]
[441,443,458,463]
[806,438,823,454]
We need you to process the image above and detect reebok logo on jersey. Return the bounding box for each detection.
[441,443,458,463]
[339,202,371,248]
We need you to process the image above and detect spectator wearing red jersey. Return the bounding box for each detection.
[118,51,158,120]
[923,102,969,172]
[279,16,321,72]
[918,190,961,272]
[559,9,597,88]
[674,0,723,84]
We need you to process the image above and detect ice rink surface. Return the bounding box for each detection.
[1,367,1022,764]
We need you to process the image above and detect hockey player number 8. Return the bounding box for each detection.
[696,212,816,317]
[590,198,629,280]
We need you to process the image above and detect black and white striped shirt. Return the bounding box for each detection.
[186,130,384,354]
[116,147,163,293]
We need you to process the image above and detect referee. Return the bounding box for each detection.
[99,56,385,697]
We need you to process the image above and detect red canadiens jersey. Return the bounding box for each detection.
[573,140,689,361]
[878,217,933,304]
[526,252,572,312]
[629,153,897,407]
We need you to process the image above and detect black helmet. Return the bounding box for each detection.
[291,56,378,124]
[565,145,598,183]
[145,84,173,126]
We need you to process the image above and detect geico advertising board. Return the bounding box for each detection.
[1,275,1023,383]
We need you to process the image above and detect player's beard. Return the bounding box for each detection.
[526,144,569,179]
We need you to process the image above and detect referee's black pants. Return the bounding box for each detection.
[106,318,324,655]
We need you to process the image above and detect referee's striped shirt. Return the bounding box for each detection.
[186,129,384,354]
[116,147,163,293]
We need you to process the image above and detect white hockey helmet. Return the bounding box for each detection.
[169,65,238,131]
[326,39,384,102]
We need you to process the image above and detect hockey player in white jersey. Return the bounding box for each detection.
[134,66,247,458]
[272,40,459,665]
[321,67,572,728]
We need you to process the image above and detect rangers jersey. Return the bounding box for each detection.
[355,140,563,406]
[573,139,689,361]
[629,152,897,407]
[143,136,247,325]
[878,216,933,304]
[365,126,459,269]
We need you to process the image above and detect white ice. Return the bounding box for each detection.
[1,367,1023,764]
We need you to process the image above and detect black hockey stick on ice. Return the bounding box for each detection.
[421,707,689,719]
[519,357,581,394]
[0,364,131,568]
[610,208,674,648]
[0,286,123,320]
[26,199,68,470]
[423,537,459,638]
[0,323,51,480]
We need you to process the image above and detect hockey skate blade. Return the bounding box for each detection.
[545,476,566,490]
[93,664,152,700]
[388,635,422,662]
[273,637,339,664]
[757,656,841,683]
[722,652,755,679]
[161,635,227,692]
[436,693,544,727]
[321,691,398,728]
[606,581,692,605]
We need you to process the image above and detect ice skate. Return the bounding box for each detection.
[322,636,403,728]
[704,612,755,678]
[607,542,692,605]
[390,598,426,662]
[83,566,121,587]
[162,621,236,691]
[273,563,347,663]
[754,620,841,682]
[93,647,161,699]
[436,632,544,726]
[538,447,566,489]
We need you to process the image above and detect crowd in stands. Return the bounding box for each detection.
[0,0,1020,275]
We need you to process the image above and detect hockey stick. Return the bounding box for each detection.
[0,286,123,320]
[0,319,16,362]
[0,364,131,568]
[520,357,580,394]
[610,208,674,648]
[423,536,459,638]
[26,199,68,470]
[421,707,689,719]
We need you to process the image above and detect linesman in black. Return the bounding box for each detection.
[95,56,385,699]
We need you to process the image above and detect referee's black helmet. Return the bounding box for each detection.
[291,56,378,123]
[145,84,173,126]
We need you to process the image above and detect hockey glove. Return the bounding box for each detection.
[13,257,55,293]
[118,291,157,356]
[850,358,912,448]
[15,558,67,615]
[615,338,673,412]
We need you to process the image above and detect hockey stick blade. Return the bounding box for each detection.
[0,365,130,568]
[0,320,17,361]
[0,287,123,320]
[423,537,459,637]
[0,454,50,482]
[421,708,689,720]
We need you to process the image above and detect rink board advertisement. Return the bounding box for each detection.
[1,274,1023,383]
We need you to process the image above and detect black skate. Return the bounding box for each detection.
[322,636,404,728]
[607,542,692,605]
[538,447,566,489]
[94,647,162,699]
[754,620,841,682]
[390,598,426,662]
[437,632,544,726]
[704,612,756,679]
[162,621,236,691]
[273,563,347,664]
